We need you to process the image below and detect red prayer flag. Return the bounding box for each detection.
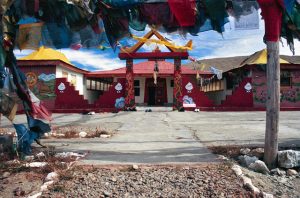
[257,0,284,41]
[168,0,196,27]
[29,90,52,121]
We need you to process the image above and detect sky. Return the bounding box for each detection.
[14,10,300,72]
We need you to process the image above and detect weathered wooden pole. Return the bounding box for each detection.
[264,41,280,168]
[257,0,283,168]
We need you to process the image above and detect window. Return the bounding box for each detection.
[170,80,174,87]
[91,81,96,89]
[70,74,76,86]
[134,80,140,87]
[134,80,140,96]
[62,71,68,78]
[100,82,104,90]
[86,79,91,89]
[96,81,101,90]
[281,70,292,87]
[86,78,113,91]
[134,88,140,96]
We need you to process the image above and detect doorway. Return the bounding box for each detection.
[148,87,156,105]
[145,78,167,106]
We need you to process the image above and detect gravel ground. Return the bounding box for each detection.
[242,167,300,198]
[42,163,256,198]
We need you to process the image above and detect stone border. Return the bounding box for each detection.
[231,164,273,198]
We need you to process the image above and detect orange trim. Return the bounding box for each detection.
[121,30,154,53]
[19,22,44,29]
[120,29,191,53]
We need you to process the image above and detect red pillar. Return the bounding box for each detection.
[173,59,183,111]
[125,59,135,109]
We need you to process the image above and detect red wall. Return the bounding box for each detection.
[252,69,300,109]
[93,78,126,109]
[182,76,214,107]
[55,78,90,109]
[220,77,254,107]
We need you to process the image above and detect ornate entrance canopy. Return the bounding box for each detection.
[118,29,192,111]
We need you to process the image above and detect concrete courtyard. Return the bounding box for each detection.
[1,111,300,164]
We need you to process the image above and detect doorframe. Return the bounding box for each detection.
[144,77,168,105]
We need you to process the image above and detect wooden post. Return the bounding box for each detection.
[173,58,183,111]
[125,59,135,109]
[264,41,280,168]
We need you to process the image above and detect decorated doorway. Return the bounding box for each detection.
[145,78,167,106]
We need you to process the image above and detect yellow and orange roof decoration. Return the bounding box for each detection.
[19,46,73,65]
[241,49,289,66]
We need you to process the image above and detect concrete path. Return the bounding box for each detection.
[1,111,300,164]
[1,112,217,164]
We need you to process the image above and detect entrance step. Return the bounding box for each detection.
[136,106,173,112]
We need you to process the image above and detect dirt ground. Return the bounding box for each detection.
[0,171,44,198]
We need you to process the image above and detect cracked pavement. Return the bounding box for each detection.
[1,111,300,164]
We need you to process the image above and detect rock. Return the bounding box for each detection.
[36,152,45,158]
[2,172,10,178]
[278,150,300,168]
[240,148,251,155]
[45,172,59,182]
[103,191,111,197]
[27,192,42,198]
[238,155,258,167]
[261,192,273,198]
[270,168,286,176]
[40,181,54,191]
[56,133,65,137]
[241,175,260,193]
[24,155,34,161]
[25,162,47,167]
[249,160,270,174]
[79,131,87,138]
[250,148,264,159]
[218,155,229,161]
[55,152,85,158]
[100,134,111,138]
[132,164,139,170]
[287,169,298,176]
[231,165,243,176]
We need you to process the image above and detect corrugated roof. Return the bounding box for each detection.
[185,49,298,73]
[281,55,300,64]
[87,61,210,77]
[185,56,247,72]
[19,46,72,65]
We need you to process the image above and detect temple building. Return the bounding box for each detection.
[17,30,300,112]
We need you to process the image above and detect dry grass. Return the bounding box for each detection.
[208,145,249,158]
[47,125,114,139]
